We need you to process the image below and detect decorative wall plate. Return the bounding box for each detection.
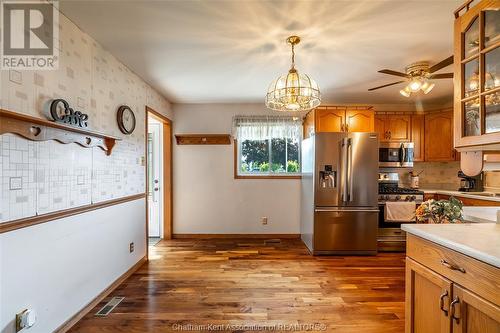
[117,105,136,134]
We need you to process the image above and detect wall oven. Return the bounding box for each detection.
[379,142,414,168]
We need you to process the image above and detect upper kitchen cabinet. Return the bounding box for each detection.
[454,0,500,151]
[411,114,425,161]
[303,105,375,138]
[316,107,345,132]
[345,109,375,132]
[425,111,456,161]
[375,115,411,142]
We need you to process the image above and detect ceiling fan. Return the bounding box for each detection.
[368,56,454,97]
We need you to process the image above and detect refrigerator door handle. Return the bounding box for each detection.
[341,138,349,202]
[347,138,353,202]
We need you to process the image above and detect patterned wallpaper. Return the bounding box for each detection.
[0,12,171,223]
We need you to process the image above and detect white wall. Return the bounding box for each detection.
[0,199,146,333]
[172,104,301,234]
[0,7,171,333]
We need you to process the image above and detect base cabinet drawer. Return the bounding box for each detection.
[407,235,499,306]
[406,236,500,333]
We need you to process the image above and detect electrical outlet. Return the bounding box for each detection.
[16,309,36,332]
[261,217,268,225]
[129,242,134,253]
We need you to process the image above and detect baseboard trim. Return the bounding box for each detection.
[54,256,147,333]
[172,233,300,239]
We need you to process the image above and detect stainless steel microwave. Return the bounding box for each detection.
[379,142,414,168]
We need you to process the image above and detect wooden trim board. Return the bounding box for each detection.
[54,256,147,333]
[145,106,174,242]
[173,234,301,239]
[0,108,120,155]
[0,193,146,234]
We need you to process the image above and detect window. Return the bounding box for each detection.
[233,116,302,178]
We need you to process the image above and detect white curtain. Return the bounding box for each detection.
[233,115,302,141]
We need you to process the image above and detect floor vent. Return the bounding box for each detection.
[95,297,124,317]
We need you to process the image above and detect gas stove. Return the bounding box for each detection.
[378,172,424,203]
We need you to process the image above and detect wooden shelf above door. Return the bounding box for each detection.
[175,134,231,145]
[0,109,121,155]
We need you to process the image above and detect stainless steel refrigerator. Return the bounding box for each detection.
[301,132,379,255]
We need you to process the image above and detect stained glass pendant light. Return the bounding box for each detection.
[265,36,321,112]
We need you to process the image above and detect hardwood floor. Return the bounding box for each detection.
[69,238,405,333]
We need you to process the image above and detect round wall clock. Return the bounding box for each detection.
[117,105,136,134]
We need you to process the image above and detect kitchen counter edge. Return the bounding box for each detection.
[402,223,500,269]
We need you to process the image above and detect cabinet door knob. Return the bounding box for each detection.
[450,296,460,324]
[439,290,449,316]
[440,259,466,273]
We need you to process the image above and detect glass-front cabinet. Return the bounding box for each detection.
[454,0,500,149]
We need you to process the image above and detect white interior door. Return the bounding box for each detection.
[148,121,162,237]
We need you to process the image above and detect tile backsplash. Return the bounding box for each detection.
[0,133,145,223]
[391,161,461,190]
[0,9,170,223]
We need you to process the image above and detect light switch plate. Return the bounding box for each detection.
[77,175,85,185]
[9,177,22,190]
[9,70,22,84]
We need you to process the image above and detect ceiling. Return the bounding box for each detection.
[59,0,462,105]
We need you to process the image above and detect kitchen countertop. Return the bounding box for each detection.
[463,206,499,223]
[421,189,500,202]
[402,223,500,268]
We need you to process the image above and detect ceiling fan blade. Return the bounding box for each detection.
[378,69,410,78]
[429,56,454,73]
[429,73,453,79]
[368,80,406,91]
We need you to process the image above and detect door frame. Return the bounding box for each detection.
[145,106,173,248]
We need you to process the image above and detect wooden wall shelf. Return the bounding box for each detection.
[175,134,231,145]
[0,109,121,155]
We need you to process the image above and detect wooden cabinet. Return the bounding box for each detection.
[454,0,500,155]
[425,111,456,161]
[303,106,375,138]
[452,284,500,333]
[345,109,375,132]
[435,193,500,206]
[376,115,411,142]
[406,235,500,333]
[406,258,452,333]
[411,115,425,161]
[316,108,345,132]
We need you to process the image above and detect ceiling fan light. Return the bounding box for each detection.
[409,78,422,92]
[422,82,435,94]
[399,86,411,98]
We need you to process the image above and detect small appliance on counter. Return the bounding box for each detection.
[458,170,484,192]
[379,142,414,168]
[409,170,423,189]
[378,172,423,252]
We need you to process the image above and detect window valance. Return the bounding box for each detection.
[232,115,302,141]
